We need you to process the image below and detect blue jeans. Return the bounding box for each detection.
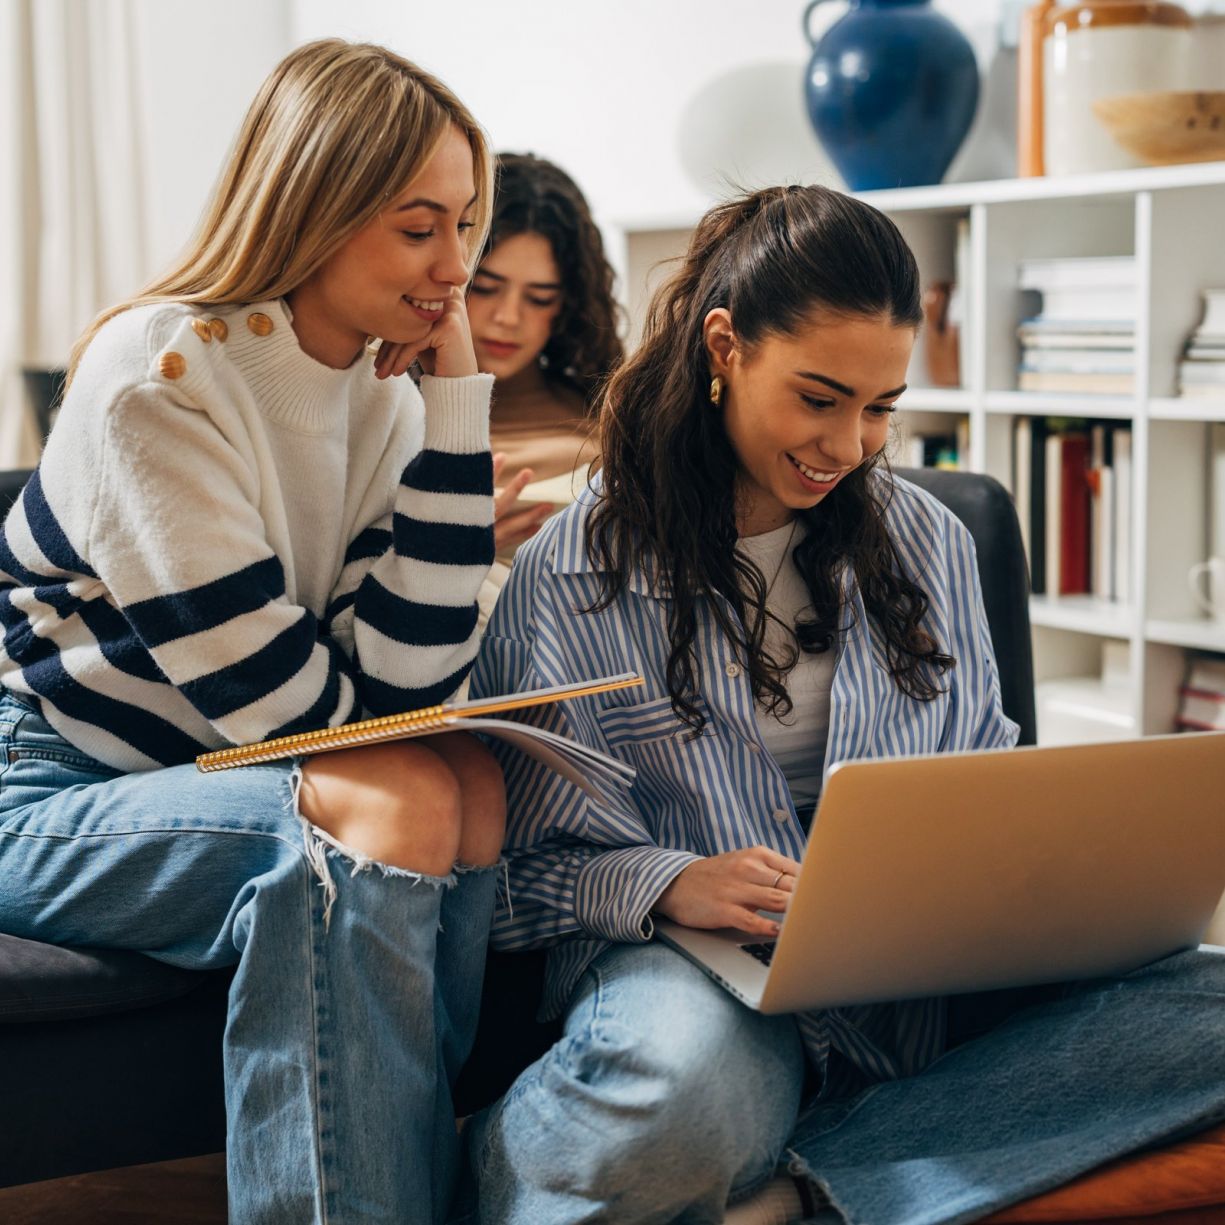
[463,941,807,1224]
[0,692,497,1224]
[463,940,1225,1224]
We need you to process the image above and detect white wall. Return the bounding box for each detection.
[135,0,292,274]
[290,0,1017,231]
[29,0,1225,339]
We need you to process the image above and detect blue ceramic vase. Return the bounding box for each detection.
[803,0,980,191]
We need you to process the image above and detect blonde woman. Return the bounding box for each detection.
[0,40,505,1225]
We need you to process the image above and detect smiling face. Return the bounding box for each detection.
[286,125,478,368]
[705,308,915,536]
[466,231,564,383]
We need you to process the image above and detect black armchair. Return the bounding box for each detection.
[0,466,1035,1186]
[0,466,232,1185]
[896,466,1037,748]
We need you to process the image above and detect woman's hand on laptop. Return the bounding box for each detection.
[654,847,802,937]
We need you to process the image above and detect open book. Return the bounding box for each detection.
[516,461,595,510]
[195,673,643,804]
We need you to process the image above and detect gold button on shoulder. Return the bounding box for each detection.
[159,352,187,380]
[191,318,212,343]
[247,312,274,337]
[208,318,229,342]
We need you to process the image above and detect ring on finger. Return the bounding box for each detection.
[770,869,786,890]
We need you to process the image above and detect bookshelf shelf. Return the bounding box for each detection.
[983,392,1135,419]
[610,162,1225,744]
[1030,596,1135,636]
[1148,397,1225,423]
[1145,619,1225,653]
[899,388,973,411]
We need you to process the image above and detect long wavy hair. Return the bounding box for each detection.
[588,184,954,732]
[479,153,623,406]
[68,39,493,381]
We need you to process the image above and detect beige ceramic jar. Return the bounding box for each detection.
[1042,1,1192,175]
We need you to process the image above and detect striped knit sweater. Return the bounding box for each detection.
[0,299,495,772]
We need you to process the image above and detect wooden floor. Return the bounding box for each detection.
[0,1154,227,1225]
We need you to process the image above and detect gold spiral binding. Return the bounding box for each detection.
[196,707,448,772]
[195,674,643,773]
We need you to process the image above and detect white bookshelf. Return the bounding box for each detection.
[607,162,1225,742]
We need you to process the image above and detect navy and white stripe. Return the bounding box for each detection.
[469,470,1018,1086]
[0,301,494,771]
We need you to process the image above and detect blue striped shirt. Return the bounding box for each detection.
[470,471,1019,1085]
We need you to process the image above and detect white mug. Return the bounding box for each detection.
[1188,556,1225,622]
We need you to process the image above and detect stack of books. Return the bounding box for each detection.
[1178,289,1225,399]
[1176,656,1225,732]
[1016,256,1137,395]
[1013,417,1131,601]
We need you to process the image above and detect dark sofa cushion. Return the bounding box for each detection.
[0,933,206,1023]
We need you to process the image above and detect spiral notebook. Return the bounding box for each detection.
[195,673,642,803]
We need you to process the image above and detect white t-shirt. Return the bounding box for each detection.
[735,519,834,820]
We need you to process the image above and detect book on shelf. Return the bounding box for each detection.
[1113,427,1132,606]
[1019,297,1136,326]
[195,674,643,803]
[898,421,969,471]
[1017,256,1137,291]
[1186,656,1225,695]
[1013,416,1048,595]
[1178,363,1225,388]
[1212,424,1225,559]
[1016,258,1138,394]
[1089,424,1115,601]
[1020,348,1135,374]
[1017,325,1136,351]
[955,216,970,388]
[1178,691,1225,731]
[1177,656,1225,733]
[1020,420,1130,602]
[1018,370,1134,395]
[1017,255,1137,325]
[1045,430,1091,596]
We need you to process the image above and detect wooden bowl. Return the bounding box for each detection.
[1092,91,1225,166]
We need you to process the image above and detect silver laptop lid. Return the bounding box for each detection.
[758,731,1225,1014]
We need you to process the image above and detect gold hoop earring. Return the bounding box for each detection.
[709,375,724,406]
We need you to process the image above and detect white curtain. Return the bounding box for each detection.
[0,0,152,468]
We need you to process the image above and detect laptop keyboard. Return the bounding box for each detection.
[740,941,777,967]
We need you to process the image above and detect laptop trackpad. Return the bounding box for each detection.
[654,918,783,1010]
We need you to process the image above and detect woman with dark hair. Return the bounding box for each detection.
[473,153,623,567]
[459,184,1225,1224]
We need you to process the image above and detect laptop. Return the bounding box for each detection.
[655,731,1225,1015]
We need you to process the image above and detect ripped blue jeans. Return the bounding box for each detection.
[0,691,497,1224]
